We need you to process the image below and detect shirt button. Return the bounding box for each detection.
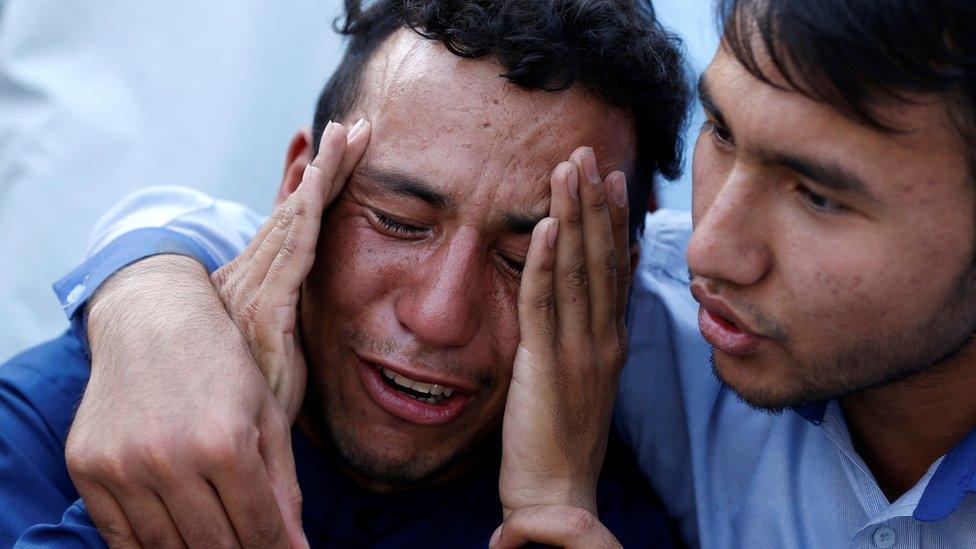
[65,284,85,305]
[872,526,896,548]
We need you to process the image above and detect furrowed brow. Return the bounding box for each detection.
[357,166,452,208]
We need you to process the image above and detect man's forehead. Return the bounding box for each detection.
[348,29,636,223]
[702,47,971,203]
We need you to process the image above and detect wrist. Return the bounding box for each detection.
[501,479,598,519]
[86,254,245,360]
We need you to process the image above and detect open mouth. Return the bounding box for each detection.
[356,356,472,426]
[378,366,456,405]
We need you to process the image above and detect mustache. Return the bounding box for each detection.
[687,270,791,342]
[338,326,498,391]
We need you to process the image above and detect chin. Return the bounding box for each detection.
[325,416,475,485]
[709,351,816,414]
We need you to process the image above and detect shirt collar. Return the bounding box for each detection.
[793,398,976,522]
[914,426,976,522]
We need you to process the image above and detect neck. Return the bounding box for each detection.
[840,340,976,502]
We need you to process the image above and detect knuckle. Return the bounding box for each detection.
[520,288,555,314]
[587,194,609,214]
[566,508,598,539]
[564,259,589,290]
[100,524,137,547]
[238,519,284,547]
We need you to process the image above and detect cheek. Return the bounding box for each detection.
[307,218,412,313]
[775,233,966,342]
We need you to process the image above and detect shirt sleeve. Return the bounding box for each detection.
[51,185,264,343]
[14,500,105,549]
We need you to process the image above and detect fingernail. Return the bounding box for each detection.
[323,120,334,139]
[611,172,628,206]
[348,118,366,140]
[583,148,600,185]
[566,164,579,200]
[547,218,559,248]
[489,525,503,548]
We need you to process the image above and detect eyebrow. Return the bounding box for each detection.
[697,74,727,128]
[698,74,876,202]
[357,166,452,208]
[758,152,877,201]
[501,213,546,235]
[356,165,546,234]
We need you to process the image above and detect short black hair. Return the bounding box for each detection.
[312,0,690,239]
[718,0,976,168]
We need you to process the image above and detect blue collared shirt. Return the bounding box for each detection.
[1,187,670,547]
[48,187,976,547]
[615,210,976,548]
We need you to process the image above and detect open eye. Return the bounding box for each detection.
[372,211,429,238]
[797,184,846,213]
[702,119,734,148]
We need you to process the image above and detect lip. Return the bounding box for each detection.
[690,282,764,357]
[355,353,473,426]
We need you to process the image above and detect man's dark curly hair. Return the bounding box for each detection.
[311,0,690,239]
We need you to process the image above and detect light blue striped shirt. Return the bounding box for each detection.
[616,210,976,548]
[55,189,976,548]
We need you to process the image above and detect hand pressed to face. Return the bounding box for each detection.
[498,147,631,519]
[211,119,372,421]
[290,30,637,488]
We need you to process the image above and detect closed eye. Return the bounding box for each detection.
[497,254,525,278]
[372,211,429,238]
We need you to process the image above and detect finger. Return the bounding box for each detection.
[259,405,309,549]
[157,480,241,548]
[574,148,619,344]
[210,449,290,549]
[517,217,559,351]
[605,171,631,337]
[75,481,141,549]
[489,505,621,549]
[549,160,591,338]
[243,121,349,291]
[113,487,186,548]
[327,118,372,204]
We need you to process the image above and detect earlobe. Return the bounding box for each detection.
[276,127,315,205]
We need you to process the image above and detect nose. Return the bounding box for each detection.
[395,234,482,349]
[687,168,771,287]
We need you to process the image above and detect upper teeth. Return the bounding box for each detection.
[382,368,454,397]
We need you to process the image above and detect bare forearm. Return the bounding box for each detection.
[86,254,250,370]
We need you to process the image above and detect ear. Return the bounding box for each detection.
[276,126,315,206]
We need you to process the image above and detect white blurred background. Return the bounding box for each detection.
[0,0,718,361]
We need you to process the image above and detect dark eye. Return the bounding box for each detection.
[373,211,428,238]
[797,185,845,213]
[702,120,734,147]
[497,254,525,278]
